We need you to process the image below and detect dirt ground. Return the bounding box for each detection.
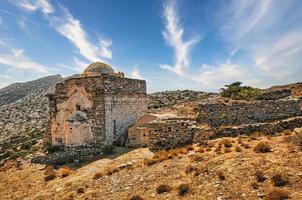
[1,130,302,200]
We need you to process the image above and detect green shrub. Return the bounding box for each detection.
[220,82,261,100]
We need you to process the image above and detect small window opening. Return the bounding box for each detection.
[76,104,81,111]
[113,120,116,134]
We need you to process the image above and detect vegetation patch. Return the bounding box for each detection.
[220,81,261,100]
[254,142,272,153]
[156,184,172,194]
[177,184,190,196]
[264,188,290,200]
[271,172,289,187]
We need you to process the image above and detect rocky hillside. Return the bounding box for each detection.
[0,75,63,160]
[148,90,217,110]
[0,75,62,106]
[266,82,302,99]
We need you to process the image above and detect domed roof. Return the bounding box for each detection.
[83,62,114,75]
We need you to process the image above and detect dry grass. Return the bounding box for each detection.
[241,142,251,149]
[255,170,267,182]
[224,148,232,153]
[220,138,233,148]
[282,130,292,136]
[44,166,56,181]
[76,187,85,194]
[156,184,172,194]
[130,195,144,200]
[235,146,242,152]
[93,172,103,180]
[271,172,289,187]
[254,142,272,153]
[264,188,290,200]
[293,134,302,150]
[249,131,262,140]
[177,184,190,196]
[218,171,226,180]
[58,166,71,178]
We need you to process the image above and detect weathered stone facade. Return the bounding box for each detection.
[46,62,147,149]
[196,99,301,127]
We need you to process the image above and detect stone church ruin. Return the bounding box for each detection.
[45,62,147,151]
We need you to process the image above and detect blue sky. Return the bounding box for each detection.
[0,0,302,93]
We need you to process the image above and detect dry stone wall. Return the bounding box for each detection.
[197,99,301,127]
[147,120,195,151]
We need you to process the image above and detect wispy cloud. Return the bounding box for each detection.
[160,0,200,76]
[216,0,302,87]
[131,66,144,79]
[0,43,49,73]
[13,0,112,63]
[13,0,54,14]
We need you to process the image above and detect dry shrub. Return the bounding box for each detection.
[191,154,203,162]
[251,182,259,189]
[186,164,199,174]
[249,131,262,140]
[130,195,144,200]
[207,142,216,148]
[186,145,194,151]
[264,188,290,200]
[220,138,232,148]
[156,184,172,194]
[206,147,212,151]
[44,165,56,181]
[215,146,222,154]
[224,148,232,153]
[218,171,226,180]
[105,166,119,176]
[76,187,85,194]
[282,130,292,136]
[178,184,190,196]
[293,134,302,150]
[255,170,267,182]
[58,166,71,178]
[235,146,242,152]
[241,142,251,149]
[197,147,204,153]
[93,172,103,180]
[254,142,272,153]
[271,172,289,187]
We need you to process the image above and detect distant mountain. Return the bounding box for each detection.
[0,75,63,106]
[0,75,63,148]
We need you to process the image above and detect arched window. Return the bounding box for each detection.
[76,104,81,111]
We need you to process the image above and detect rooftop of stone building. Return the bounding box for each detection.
[82,62,115,75]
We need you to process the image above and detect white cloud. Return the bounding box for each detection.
[12,0,112,63]
[51,8,112,62]
[14,0,54,14]
[0,46,49,73]
[160,0,200,76]
[195,62,246,85]
[131,67,144,79]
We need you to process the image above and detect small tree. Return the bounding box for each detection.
[220,82,261,100]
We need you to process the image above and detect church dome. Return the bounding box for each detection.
[83,62,114,75]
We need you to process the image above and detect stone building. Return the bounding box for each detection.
[46,62,147,148]
[128,113,196,150]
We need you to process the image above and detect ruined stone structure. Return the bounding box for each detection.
[47,62,147,149]
[196,99,301,127]
[129,91,302,151]
[128,113,196,151]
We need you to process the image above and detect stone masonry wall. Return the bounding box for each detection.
[197,99,301,127]
[103,75,146,94]
[147,120,195,151]
[104,94,147,145]
[48,76,106,147]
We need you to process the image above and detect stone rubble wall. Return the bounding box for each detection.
[147,120,195,151]
[193,116,302,143]
[258,89,291,100]
[197,99,301,127]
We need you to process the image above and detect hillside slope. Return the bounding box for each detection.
[1,130,301,200]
